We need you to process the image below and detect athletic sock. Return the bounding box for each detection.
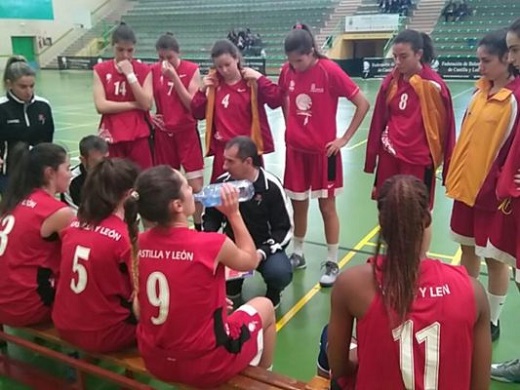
[327,243,339,263]
[293,236,304,256]
[487,291,506,325]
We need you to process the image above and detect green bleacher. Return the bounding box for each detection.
[432,0,517,57]
[119,0,339,72]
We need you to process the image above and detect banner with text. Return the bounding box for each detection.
[345,14,400,32]
[360,56,479,79]
[57,56,266,74]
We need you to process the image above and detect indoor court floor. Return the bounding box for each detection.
[0,70,518,389]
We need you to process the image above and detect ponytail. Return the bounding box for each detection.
[420,33,435,64]
[3,55,35,89]
[284,22,327,59]
[374,175,431,323]
[0,143,67,216]
[124,193,140,301]
[112,22,136,45]
[394,29,436,65]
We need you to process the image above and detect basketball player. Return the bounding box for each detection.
[489,18,520,383]
[446,29,520,342]
[0,143,74,326]
[53,159,139,353]
[279,23,370,287]
[365,29,455,207]
[93,22,153,169]
[328,175,491,389]
[128,166,275,388]
[191,39,280,182]
[152,33,204,230]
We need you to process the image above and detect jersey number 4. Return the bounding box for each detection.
[0,215,15,256]
[393,320,440,389]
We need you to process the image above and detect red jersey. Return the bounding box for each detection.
[94,60,151,143]
[52,215,133,333]
[152,60,198,132]
[386,77,431,166]
[136,227,234,365]
[191,75,278,153]
[355,258,475,390]
[0,189,66,326]
[279,59,360,153]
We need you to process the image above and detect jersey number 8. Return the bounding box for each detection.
[0,215,15,256]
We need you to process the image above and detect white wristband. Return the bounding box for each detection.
[126,72,138,84]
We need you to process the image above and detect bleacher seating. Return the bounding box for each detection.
[118,0,339,72]
[432,0,518,57]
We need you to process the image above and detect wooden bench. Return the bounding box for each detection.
[0,323,319,390]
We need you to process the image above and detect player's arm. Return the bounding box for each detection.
[93,71,140,114]
[166,64,200,111]
[329,269,358,381]
[40,207,75,238]
[470,278,491,390]
[214,185,258,272]
[326,90,370,157]
[126,70,153,111]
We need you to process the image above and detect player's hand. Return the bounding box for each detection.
[226,298,234,313]
[515,168,520,188]
[326,137,348,157]
[161,60,177,80]
[117,59,134,76]
[241,67,262,81]
[216,184,240,217]
[200,74,218,93]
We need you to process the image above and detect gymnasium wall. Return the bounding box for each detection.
[0,0,109,68]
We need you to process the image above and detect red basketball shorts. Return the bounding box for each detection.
[108,137,153,169]
[284,146,343,200]
[154,127,204,180]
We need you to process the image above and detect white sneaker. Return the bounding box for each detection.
[319,261,339,287]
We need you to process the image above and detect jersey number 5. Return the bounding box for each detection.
[393,320,440,389]
[0,215,15,256]
[70,245,91,294]
[146,271,170,325]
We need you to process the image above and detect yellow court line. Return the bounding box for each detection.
[366,242,455,261]
[275,226,380,332]
[450,248,462,265]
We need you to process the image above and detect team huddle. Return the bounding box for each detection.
[0,15,519,389]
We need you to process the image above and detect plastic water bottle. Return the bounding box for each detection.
[194,180,255,207]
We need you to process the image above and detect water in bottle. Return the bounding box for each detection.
[194,180,255,207]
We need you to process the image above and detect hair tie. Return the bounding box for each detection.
[131,190,140,200]
[295,23,303,30]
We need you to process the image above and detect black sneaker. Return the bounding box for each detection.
[265,288,281,310]
[491,320,500,342]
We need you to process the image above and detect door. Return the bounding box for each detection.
[11,36,37,68]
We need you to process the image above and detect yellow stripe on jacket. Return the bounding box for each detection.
[385,74,447,168]
[446,78,518,206]
[204,72,263,155]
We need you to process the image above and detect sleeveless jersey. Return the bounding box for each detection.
[279,59,360,153]
[152,60,198,132]
[94,60,151,143]
[0,189,66,326]
[53,215,133,333]
[355,257,475,389]
[137,227,229,360]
